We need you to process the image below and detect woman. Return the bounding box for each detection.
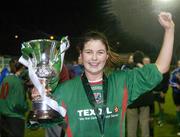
[31,12,174,137]
[51,12,175,137]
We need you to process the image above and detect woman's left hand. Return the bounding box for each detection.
[158,11,175,30]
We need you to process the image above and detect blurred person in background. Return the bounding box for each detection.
[126,52,154,137]
[169,59,180,136]
[0,58,17,85]
[0,61,29,137]
[153,71,170,127]
[120,53,135,70]
[69,56,84,78]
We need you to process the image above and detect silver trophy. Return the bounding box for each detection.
[19,37,70,128]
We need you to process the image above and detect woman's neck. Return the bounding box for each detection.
[85,71,103,82]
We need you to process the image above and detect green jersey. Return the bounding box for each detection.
[0,74,28,119]
[53,64,162,137]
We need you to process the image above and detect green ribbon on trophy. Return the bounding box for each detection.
[19,36,70,129]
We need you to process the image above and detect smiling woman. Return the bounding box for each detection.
[47,12,175,137]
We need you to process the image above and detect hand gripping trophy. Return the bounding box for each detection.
[18,37,70,128]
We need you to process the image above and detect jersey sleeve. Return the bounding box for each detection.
[12,77,29,113]
[126,64,162,104]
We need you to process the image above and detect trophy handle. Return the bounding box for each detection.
[60,36,70,70]
[60,36,70,54]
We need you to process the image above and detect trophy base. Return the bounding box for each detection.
[27,96,66,129]
[27,109,65,129]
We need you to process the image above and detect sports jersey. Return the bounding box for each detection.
[53,64,162,137]
[89,80,103,104]
[0,74,28,119]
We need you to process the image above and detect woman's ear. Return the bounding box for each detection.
[106,54,109,60]
[79,51,82,57]
[106,51,109,60]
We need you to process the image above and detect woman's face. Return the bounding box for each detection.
[80,39,108,76]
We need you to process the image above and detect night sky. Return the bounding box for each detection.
[0,1,88,55]
[0,0,122,61]
[0,0,179,63]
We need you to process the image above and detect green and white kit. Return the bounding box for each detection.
[53,64,162,137]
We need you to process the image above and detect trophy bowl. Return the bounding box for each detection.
[19,37,69,129]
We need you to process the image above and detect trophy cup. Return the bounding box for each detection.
[19,37,70,128]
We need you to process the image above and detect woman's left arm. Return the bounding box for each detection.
[155,12,175,74]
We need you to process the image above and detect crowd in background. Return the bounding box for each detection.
[118,51,180,137]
